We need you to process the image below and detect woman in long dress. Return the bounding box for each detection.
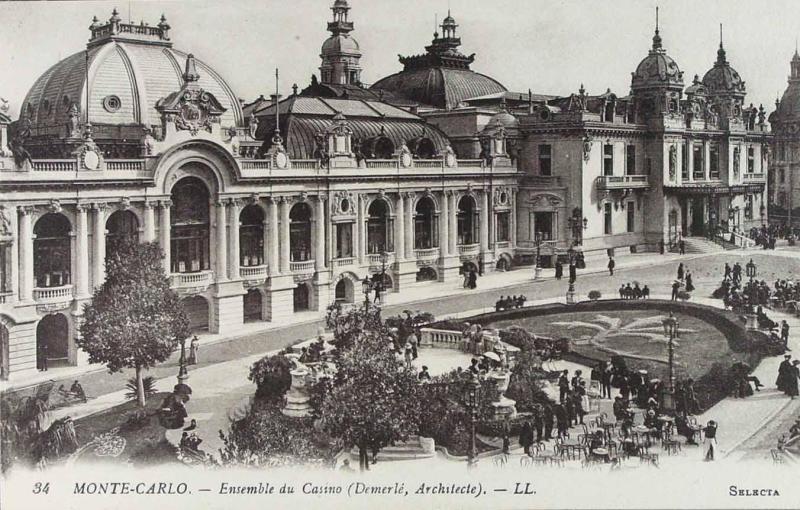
[787,361,800,399]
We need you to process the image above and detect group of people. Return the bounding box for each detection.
[749,224,779,250]
[618,282,650,300]
[179,431,203,452]
[495,294,527,311]
[462,267,479,290]
[57,380,87,403]
[777,354,800,398]
[553,258,580,284]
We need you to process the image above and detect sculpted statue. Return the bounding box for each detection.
[248,112,259,139]
[669,145,677,179]
[67,104,81,138]
[0,205,12,236]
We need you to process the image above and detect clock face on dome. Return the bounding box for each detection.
[401,152,412,168]
[83,150,100,170]
[445,152,456,168]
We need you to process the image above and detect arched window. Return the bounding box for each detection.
[171,177,210,274]
[409,137,436,159]
[106,210,139,259]
[290,203,312,262]
[34,213,71,288]
[367,199,393,254]
[240,205,265,267]
[414,197,438,249]
[36,313,70,368]
[416,266,438,282]
[457,195,479,245]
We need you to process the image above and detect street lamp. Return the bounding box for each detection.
[661,312,679,412]
[533,231,543,280]
[361,276,372,305]
[567,208,588,245]
[377,250,389,304]
[466,373,481,469]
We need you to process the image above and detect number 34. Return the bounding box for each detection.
[32,482,50,494]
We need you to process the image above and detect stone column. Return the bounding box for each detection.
[315,196,326,271]
[510,189,518,247]
[92,203,107,289]
[357,194,366,266]
[279,197,291,273]
[159,200,171,274]
[448,192,457,254]
[395,194,405,260]
[480,191,490,251]
[215,201,228,281]
[17,206,33,302]
[228,199,241,280]
[440,190,449,256]
[143,201,156,242]
[268,198,279,275]
[404,192,414,259]
[76,204,90,297]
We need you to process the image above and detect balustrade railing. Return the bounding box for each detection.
[365,160,398,169]
[419,328,463,349]
[414,248,440,261]
[106,159,146,171]
[290,260,315,273]
[240,265,268,279]
[596,175,650,189]
[458,159,484,168]
[32,160,78,172]
[292,160,319,170]
[743,173,766,182]
[457,243,481,256]
[334,257,356,268]
[240,159,273,170]
[33,285,74,302]
[170,270,214,288]
[366,253,394,266]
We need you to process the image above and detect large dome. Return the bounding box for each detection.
[20,20,242,137]
[702,46,745,96]
[372,67,506,110]
[631,30,683,90]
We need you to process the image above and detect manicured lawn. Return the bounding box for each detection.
[71,392,183,468]
[489,309,732,381]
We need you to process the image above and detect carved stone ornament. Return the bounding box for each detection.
[0,205,12,236]
[529,193,561,209]
[669,145,677,180]
[494,187,510,206]
[118,197,131,210]
[583,137,592,162]
[444,145,457,168]
[48,199,62,214]
[399,144,413,168]
[733,147,741,178]
[157,55,226,137]
[333,191,354,215]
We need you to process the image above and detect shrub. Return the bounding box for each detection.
[248,354,292,402]
[498,326,536,351]
[125,376,157,402]
[588,290,602,301]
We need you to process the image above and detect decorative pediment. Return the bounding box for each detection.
[157,54,226,136]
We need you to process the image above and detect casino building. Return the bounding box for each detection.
[0,2,772,381]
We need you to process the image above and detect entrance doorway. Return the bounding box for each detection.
[243,289,263,322]
[294,283,310,312]
[36,313,70,369]
[691,198,705,236]
[182,296,209,331]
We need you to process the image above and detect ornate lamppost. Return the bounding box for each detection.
[565,245,577,305]
[533,231,543,280]
[361,276,372,305]
[661,312,679,412]
[567,208,588,246]
[378,250,389,304]
[466,373,481,469]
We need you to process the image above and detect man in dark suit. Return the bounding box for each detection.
[558,370,570,402]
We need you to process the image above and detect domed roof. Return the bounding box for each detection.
[321,34,361,56]
[20,28,242,135]
[702,45,745,96]
[774,52,800,122]
[371,67,506,110]
[631,30,683,90]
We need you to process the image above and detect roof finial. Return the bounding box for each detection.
[183,54,200,83]
[719,23,723,48]
[434,13,438,38]
[652,6,663,51]
[716,23,727,64]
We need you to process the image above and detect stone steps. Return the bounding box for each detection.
[349,436,436,461]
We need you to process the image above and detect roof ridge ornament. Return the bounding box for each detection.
[716,23,727,65]
[651,6,663,52]
[183,54,200,83]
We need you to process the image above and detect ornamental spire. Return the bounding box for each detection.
[652,6,662,51]
[716,23,727,65]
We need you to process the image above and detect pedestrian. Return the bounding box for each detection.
[569,263,577,284]
[677,263,684,281]
[702,420,718,461]
[404,342,413,369]
[519,420,534,455]
[671,280,680,301]
[608,256,615,276]
[468,269,477,290]
[418,365,431,381]
[188,335,199,365]
[781,320,790,349]
[685,271,695,292]
[462,268,469,288]
[555,259,563,280]
[558,369,570,403]
[407,330,419,360]
[543,404,554,440]
[679,239,686,255]
[554,404,569,438]
[788,360,800,399]
[70,380,87,403]
[724,263,731,281]
[600,361,612,399]
[619,284,625,299]
[777,355,792,394]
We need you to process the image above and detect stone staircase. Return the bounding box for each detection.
[349,435,436,461]
[674,237,725,254]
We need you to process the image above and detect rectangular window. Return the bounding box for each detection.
[533,212,554,241]
[496,212,510,242]
[681,143,689,179]
[747,147,755,173]
[336,223,353,258]
[693,144,704,179]
[626,145,636,175]
[709,144,720,179]
[604,203,612,235]
[603,144,614,176]
[781,168,786,183]
[538,144,552,176]
[627,203,635,232]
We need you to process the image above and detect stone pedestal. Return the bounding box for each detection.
[488,370,517,420]
[534,266,542,280]
[745,314,758,331]
[282,367,312,418]
[566,283,576,305]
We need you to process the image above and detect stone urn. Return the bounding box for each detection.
[282,354,313,418]
[488,369,517,420]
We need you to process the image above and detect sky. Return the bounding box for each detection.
[1,0,799,119]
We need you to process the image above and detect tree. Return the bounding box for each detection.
[321,304,422,471]
[78,241,190,407]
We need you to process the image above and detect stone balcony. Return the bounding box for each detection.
[289,260,315,274]
[33,285,74,305]
[743,172,766,182]
[333,257,356,268]
[170,270,214,294]
[240,265,268,286]
[413,247,440,265]
[366,253,395,267]
[595,175,650,190]
[457,244,481,258]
